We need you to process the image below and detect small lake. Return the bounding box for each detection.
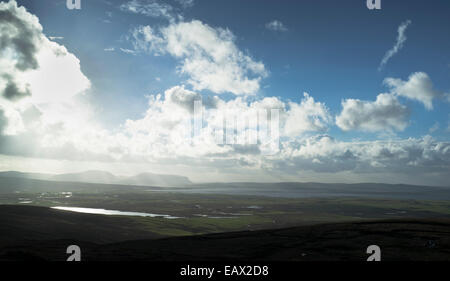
[52,206,181,219]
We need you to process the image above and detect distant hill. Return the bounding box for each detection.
[0,171,52,181]
[187,182,450,200]
[118,173,192,187]
[1,172,450,199]
[50,171,117,184]
[0,176,154,194]
[0,170,192,187]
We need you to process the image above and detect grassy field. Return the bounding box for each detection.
[2,191,450,237]
[2,206,450,261]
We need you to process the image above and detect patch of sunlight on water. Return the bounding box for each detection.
[52,206,181,219]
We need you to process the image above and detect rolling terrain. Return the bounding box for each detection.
[1,205,449,261]
[0,172,450,261]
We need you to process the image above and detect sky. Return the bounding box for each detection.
[0,0,449,185]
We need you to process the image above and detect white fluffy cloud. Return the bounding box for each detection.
[0,0,91,137]
[0,1,93,147]
[21,40,90,104]
[283,93,330,137]
[336,71,446,133]
[336,93,409,132]
[121,87,330,159]
[0,0,90,102]
[131,20,268,95]
[0,83,329,161]
[384,72,443,110]
[273,135,450,182]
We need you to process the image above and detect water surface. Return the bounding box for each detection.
[52,206,181,219]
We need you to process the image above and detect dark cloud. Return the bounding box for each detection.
[0,1,42,101]
[2,79,31,100]
[165,85,218,113]
[0,5,41,71]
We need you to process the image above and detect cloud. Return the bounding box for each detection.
[0,0,90,106]
[429,122,439,133]
[273,135,450,182]
[0,0,92,148]
[131,20,268,95]
[131,25,165,54]
[336,93,409,132]
[164,85,204,113]
[104,47,115,51]
[1,84,328,162]
[119,0,175,21]
[0,0,41,101]
[23,40,91,104]
[283,93,330,137]
[0,1,41,71]
[121,87,329,159]
[379,20,411,71]
[1,78,31,101]
[48,36,64,40]
[384,72,443,110]
[265,20,288,32]
[120,47,137,55]
[0,0,92,157]
[175,0,194,8]
[445,93,450,103]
